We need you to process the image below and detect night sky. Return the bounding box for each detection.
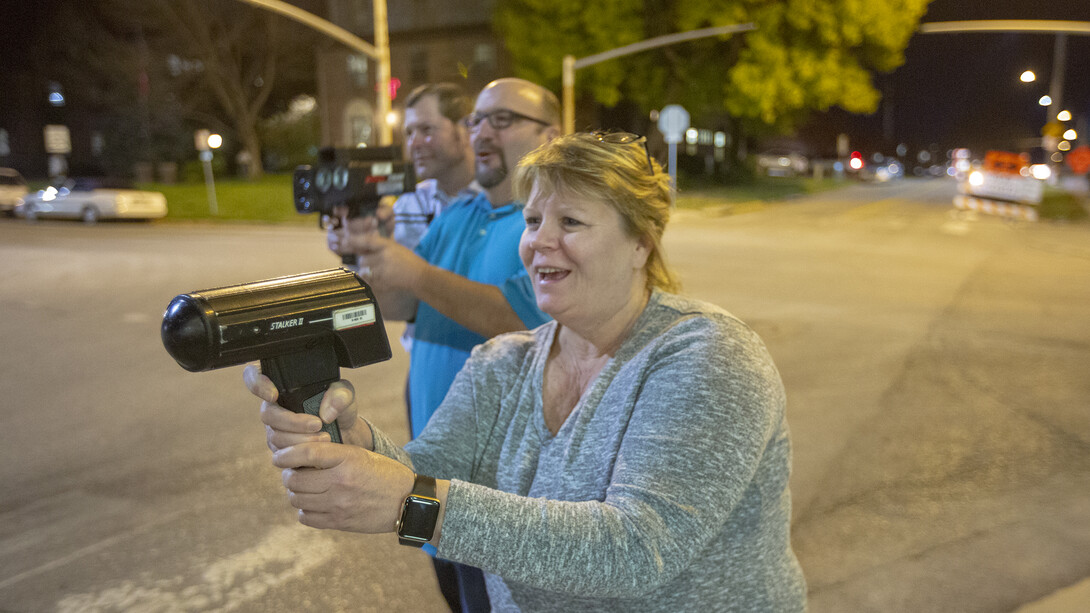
[2,1,1088,161]
[808,0,1090,155]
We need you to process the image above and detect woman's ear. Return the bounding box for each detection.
[633,235,652,269]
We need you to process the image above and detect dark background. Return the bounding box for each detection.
[2,0,1088,174]
[805,0,1090,155]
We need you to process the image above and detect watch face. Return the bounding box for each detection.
[397,496,440,543]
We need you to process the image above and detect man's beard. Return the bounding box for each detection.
[476,151,508,188]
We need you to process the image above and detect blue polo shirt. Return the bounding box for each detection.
[409,191,549,438]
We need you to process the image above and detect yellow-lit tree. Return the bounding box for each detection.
[497,0,931,136]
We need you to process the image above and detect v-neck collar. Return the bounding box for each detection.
[531,292,663,441]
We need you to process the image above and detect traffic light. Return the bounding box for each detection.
[849,150,864,171]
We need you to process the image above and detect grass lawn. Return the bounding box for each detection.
[141,172,846,223]
[135,172,1086,223]
[676,175,844,211]
[141,174,313,225]
[1038,186,1089,221]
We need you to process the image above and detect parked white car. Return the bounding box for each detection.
[15,177,167,223]
[0,168,28,215]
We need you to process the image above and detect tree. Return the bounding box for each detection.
[496,0,931,137]
[93,0,321,180]
[158,1,322,179]
[13,1,189,177]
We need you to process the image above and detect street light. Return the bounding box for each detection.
[1057,110,1072,122]
[1063,129,1077,140]
[1020,70,1036,83]
[1039,95,1052,106]
[195,130,221,215]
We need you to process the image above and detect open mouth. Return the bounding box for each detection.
[535,266,569,282]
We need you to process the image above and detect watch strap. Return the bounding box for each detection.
[411,473,437,498]
[396,473,439,547]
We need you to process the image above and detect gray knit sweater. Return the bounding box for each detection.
[371,291,807,611]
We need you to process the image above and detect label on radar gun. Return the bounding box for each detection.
[333,304,376,330]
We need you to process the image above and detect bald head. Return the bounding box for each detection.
[478,78,561,128]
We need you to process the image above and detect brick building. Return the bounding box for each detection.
[318,0,509,148]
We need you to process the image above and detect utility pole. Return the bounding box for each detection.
[1046,33,1067,129]
[561,24,755,135]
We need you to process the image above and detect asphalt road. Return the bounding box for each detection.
[1,178,1087,612]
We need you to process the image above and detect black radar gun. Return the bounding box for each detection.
[161,268,391,443]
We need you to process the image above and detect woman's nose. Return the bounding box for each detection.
[529,223,559,250]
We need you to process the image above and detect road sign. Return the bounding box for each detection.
[1067,145,1090,175]
[657,105,690,144]
[44,125,71,154]
[656,105,689,208]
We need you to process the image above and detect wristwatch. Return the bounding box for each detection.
[396,473,440,547]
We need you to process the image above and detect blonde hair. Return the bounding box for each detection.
[512,132,679,293]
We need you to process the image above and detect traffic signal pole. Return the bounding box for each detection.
[561,24,755,135]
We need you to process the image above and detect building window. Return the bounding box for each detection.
[410,49,428,84]
[344,98,374,147]
[347,54,369,88]
[474,44,496,69]
[350,116,372,147]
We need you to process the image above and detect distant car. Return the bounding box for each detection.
[860,155,905,183]
[755,150,809,177]
[15,177,167,223]
[0,168,28,215]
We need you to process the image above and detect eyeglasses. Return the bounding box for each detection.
[464,109,551,131]
[593,131,655,176]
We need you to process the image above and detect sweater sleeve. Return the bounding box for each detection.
[435,314,786,598]
[399,331,535,485]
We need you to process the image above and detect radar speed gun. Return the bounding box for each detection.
[161,268,391,443]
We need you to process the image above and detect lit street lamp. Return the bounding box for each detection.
[1020,70,1036,83]
[195,130,222,215]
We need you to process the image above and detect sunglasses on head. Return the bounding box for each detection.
[592,131,655,176]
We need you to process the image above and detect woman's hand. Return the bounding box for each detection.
[243,364,372,452]
[272,441,415,533]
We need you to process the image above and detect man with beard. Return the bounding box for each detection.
[332,78,559,612]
